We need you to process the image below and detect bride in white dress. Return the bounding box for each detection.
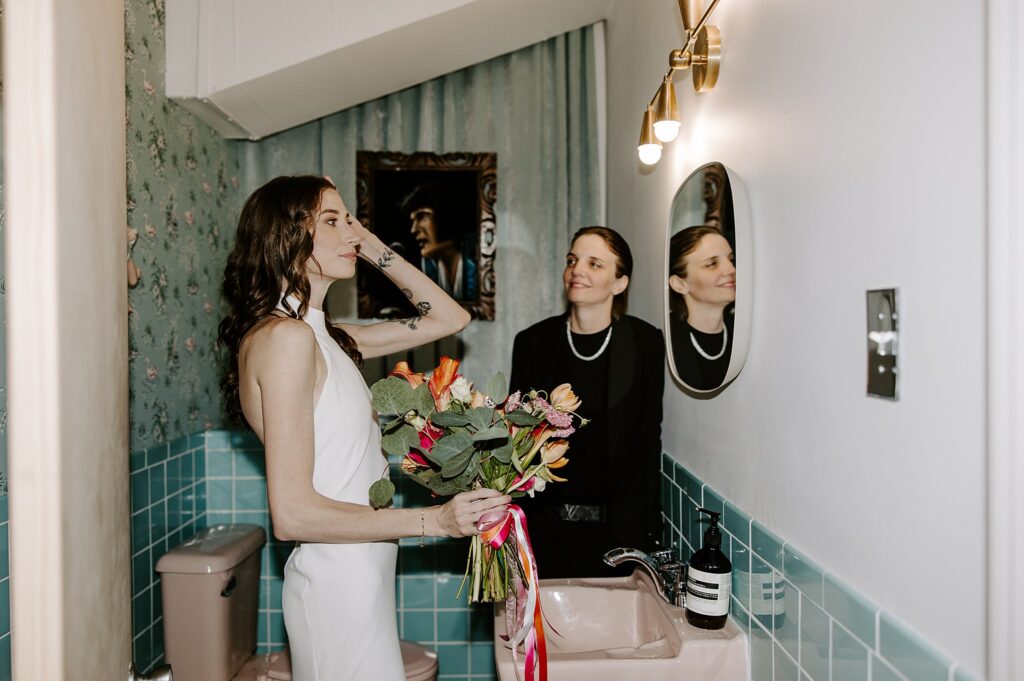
[218,175,510,680]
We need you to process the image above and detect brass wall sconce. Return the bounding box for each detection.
[638,0,722,165]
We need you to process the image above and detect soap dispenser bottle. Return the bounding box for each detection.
[685,507,732,630]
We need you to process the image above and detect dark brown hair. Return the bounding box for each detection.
[569,226,633,320]
[218,175,361,421]
[669,224,724,319]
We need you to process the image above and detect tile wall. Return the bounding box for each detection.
[660,453,979,681]
[0,497,9,681]
[130,433,208,672]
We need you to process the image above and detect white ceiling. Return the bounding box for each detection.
[167,0,616,140]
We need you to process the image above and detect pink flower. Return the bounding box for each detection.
[504,390,522,412]
[545,407,573,429]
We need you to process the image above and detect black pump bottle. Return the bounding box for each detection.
[685,508,732,630]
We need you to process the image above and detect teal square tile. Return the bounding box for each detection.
[731,541,751,611]
[130,450,147,473]
[180,451,195,485]
[269,611,286,644]
[188,431,206,449]
[266,543,293,578]
[166,493,181,530]
[0,524,9,580]
[774,641,799,681]
[404,610,435,642]
[469,643,495,674]
[750,554,777,633]
[168,434,191,457]
[404,576,437,609]
[206,451,233,478]
[823,574,876,648]
[800,595,829,681]
[268,578,284,609]
[469,605,493,642]
[775,575,799,663]
[206,478,233,511]
[784,545,824,606]
[438,610,469,641]
[437,643,469,675]
[234,479,268,511]
[0,582,8,633]
[146,443,169,466]
[151,618,164,662]
[230,430,263,448]
[0,634,10,681]
[660,475,672,521]
[148,463,166,504]
[180,489,196,524]
[206,511,234,527]
[750,619,773,681]
[257,611,269,643]
[235,450,266,477]
[259,578,269,610]
[132,548,152,596]
[194,450,206,478]
[166,457,181,496]
[149,501,167,544]
[194,481,207,515]
[0,498,7,523]
[437,574,468,606]
[670,483,681,529]
[133,589,152,633]
[832,621,869,681]
[132,509,151,552]
[685,496,702,550]
[702,487,725,516]
[879,611,950,681]
[131,470,150,512]
[751,521,784,570]
[205,430,232,449]
[133,628,152,674]
[871,654,906,681]
[723,501,750,545]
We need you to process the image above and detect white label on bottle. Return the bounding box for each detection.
[748,571,786,616]
[686,566,731,617]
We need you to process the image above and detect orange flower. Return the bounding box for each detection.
[549,383,581,412]
[429,356,461,406]
[540,440,569,466]
[391,361,426,388]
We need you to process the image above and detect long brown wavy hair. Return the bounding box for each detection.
[218,175,362,421]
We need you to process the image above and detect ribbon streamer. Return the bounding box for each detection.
[480,505,547,681]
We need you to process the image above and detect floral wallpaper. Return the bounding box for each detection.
[125,0,243,450]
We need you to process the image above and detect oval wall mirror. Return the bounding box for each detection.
[664,162,752,394]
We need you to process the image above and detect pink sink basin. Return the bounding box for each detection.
[494,571,748,681]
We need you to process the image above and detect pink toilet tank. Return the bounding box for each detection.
[156,524,266,681]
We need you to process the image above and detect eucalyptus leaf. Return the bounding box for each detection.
[381,417,405,434]
[511,445,524,474]
[505,409,542,427]
[441,445,476,479]
[430,410,472,428]
[381,424,420,457]
[428,476,467,496]
[370,376,417,416]
[412,382,436,416]
[472,426,510,443]
[467,407,495,431]
[368,478,396,508]
[455,456,481,487]
[484,372,508,404]
[428,431,473,465]
[490,442,513,464]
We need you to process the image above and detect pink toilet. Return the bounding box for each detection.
[156,524,439,681]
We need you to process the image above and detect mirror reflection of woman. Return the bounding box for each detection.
[668,225,736,390]
[510,226,665,578]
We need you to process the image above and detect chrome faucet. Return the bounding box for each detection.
[603,547,687,606]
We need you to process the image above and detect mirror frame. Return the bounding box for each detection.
[664,162,753,394]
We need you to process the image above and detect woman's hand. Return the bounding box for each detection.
[344,213,392,268]
[434,488,511,538]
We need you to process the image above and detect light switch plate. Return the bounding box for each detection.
[866,288,899,400]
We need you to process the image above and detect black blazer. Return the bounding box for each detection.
[509,314,665,550]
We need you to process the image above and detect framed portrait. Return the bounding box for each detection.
[355,151,497,320]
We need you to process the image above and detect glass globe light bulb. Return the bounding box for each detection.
[653,120,681,143]
[637,143,663,165]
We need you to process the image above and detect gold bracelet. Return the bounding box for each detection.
[419,509,425,548]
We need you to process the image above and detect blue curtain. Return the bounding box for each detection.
[239,25,602,381]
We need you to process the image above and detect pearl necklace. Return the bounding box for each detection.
[690,324,728,360]
[565,318,613,361]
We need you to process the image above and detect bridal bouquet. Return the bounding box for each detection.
[368,356,584,681]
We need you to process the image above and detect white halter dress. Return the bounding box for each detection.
[279,299,403,680]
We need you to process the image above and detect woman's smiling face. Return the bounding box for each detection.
[670,232,736,307]
[563,233,628,308]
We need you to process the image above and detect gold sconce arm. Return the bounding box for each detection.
[636,0,724,165]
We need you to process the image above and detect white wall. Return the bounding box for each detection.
[605,0,986,673]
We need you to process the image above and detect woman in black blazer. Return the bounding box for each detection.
[510,226,665,578]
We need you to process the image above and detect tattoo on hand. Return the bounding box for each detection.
[399,316,420,330]
[401,288,413,299]
[377,248,396,269]
[416,301,432,316]
[398,303,430,331]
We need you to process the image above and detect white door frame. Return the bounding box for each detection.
[3,0,131,678]
[986,0,1024,678]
